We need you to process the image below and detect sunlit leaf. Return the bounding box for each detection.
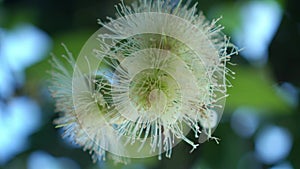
[226,66,291,113]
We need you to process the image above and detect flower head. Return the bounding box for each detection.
[49,0,237,163]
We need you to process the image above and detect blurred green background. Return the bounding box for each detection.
[0,0,299,169]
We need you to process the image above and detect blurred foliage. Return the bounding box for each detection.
[0,0,300,169]
[226,66,290,113]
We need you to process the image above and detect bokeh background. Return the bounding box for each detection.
[0,0,299,169]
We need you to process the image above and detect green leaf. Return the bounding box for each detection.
[207,2,243,35]
[226,66,291,113]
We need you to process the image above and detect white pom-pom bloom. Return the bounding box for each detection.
[49,0,237,163]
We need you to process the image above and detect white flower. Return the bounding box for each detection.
[49,0,237,163]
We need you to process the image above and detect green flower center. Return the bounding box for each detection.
[129,68,180,117]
